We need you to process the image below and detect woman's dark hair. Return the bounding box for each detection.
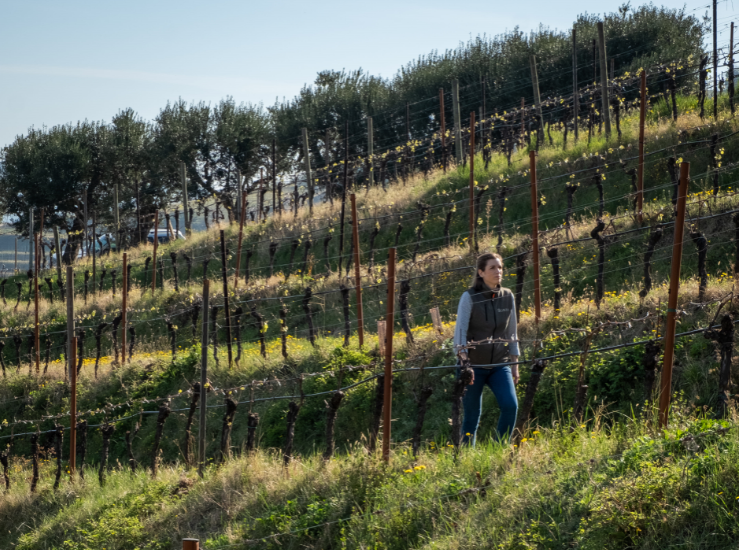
[471,253,503,291]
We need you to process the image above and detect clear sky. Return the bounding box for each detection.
[0,0,737,147]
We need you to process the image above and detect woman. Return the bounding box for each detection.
[454,253,520,446]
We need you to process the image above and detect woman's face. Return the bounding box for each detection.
[478,258,503,289]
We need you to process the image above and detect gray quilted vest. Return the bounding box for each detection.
[466,286,515,367]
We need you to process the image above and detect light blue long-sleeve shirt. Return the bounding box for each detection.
[453,290,520,358]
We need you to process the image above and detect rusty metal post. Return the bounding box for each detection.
[469,111,476,252]
[350,194,364,348]
[659,162,689,428]
[66,265,75,381]
[529,151,541,322]
[70,335,77,480]
[219,230,233,369]
[573,27,579,142]
[439,88,447,173]
[34,233,40,374]
[198,279,209,478]
[151,211,159,295]
[637,70,647,224]
[713,0,717,120]
[382,247,396,463]
[234,188,247,289]
[122,253,128,362]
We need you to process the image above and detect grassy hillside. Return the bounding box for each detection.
[0,92,738,549]
[1,410,737,549]
[0,93,738,360]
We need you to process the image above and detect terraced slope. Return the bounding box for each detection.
[0,93,738,549]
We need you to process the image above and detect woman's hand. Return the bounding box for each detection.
[510,355,519,386]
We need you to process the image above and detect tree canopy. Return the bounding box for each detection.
[0,2,706,240]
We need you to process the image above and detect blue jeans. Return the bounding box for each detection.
[459,366,518,446]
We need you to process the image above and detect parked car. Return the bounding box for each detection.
[147,228,185,244]
[51,233,116,264]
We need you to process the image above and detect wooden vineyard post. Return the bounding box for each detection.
[439,88,447,173]
[729,23,735,114]
[151,211,159,295]
[382,247,396,464]
[27,209,34,272]
[66,265,75,382]
[53,226,62,281]
[592,39,597,136]
[83,191,88,261]
[480,76,486,150]
[258,169,264,223]
[469,111,476,253]
[181,162,190,236]
[272,139,277,215]
[350,194,364,348]
[637,70,647,225]
[198,279,209,478]
[69,335,77,481]
[113,183,120,252]
[183,540,199,550]
[429,307,444,337]
[338,122,349,279]
[367,117,374,186]
[377,320,386,356]
[406,102,410,141]
[122,253,128,363]
[324,128,333,205]
[302,128,313,215]
[529,151,541,323]
[520,97,525,147]
[219,230,233,369]
[572,26,579,142]
[235,170,242,225]
[479,106,484,152]
[529,56,545,142]
[34,233,40,374]
[659,162,689,428]
[597,22,612,139]
[451,79,462,164]
[234,187,247,289]
[91,213,97,296]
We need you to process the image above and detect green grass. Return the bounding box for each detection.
[0,410,736,549]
